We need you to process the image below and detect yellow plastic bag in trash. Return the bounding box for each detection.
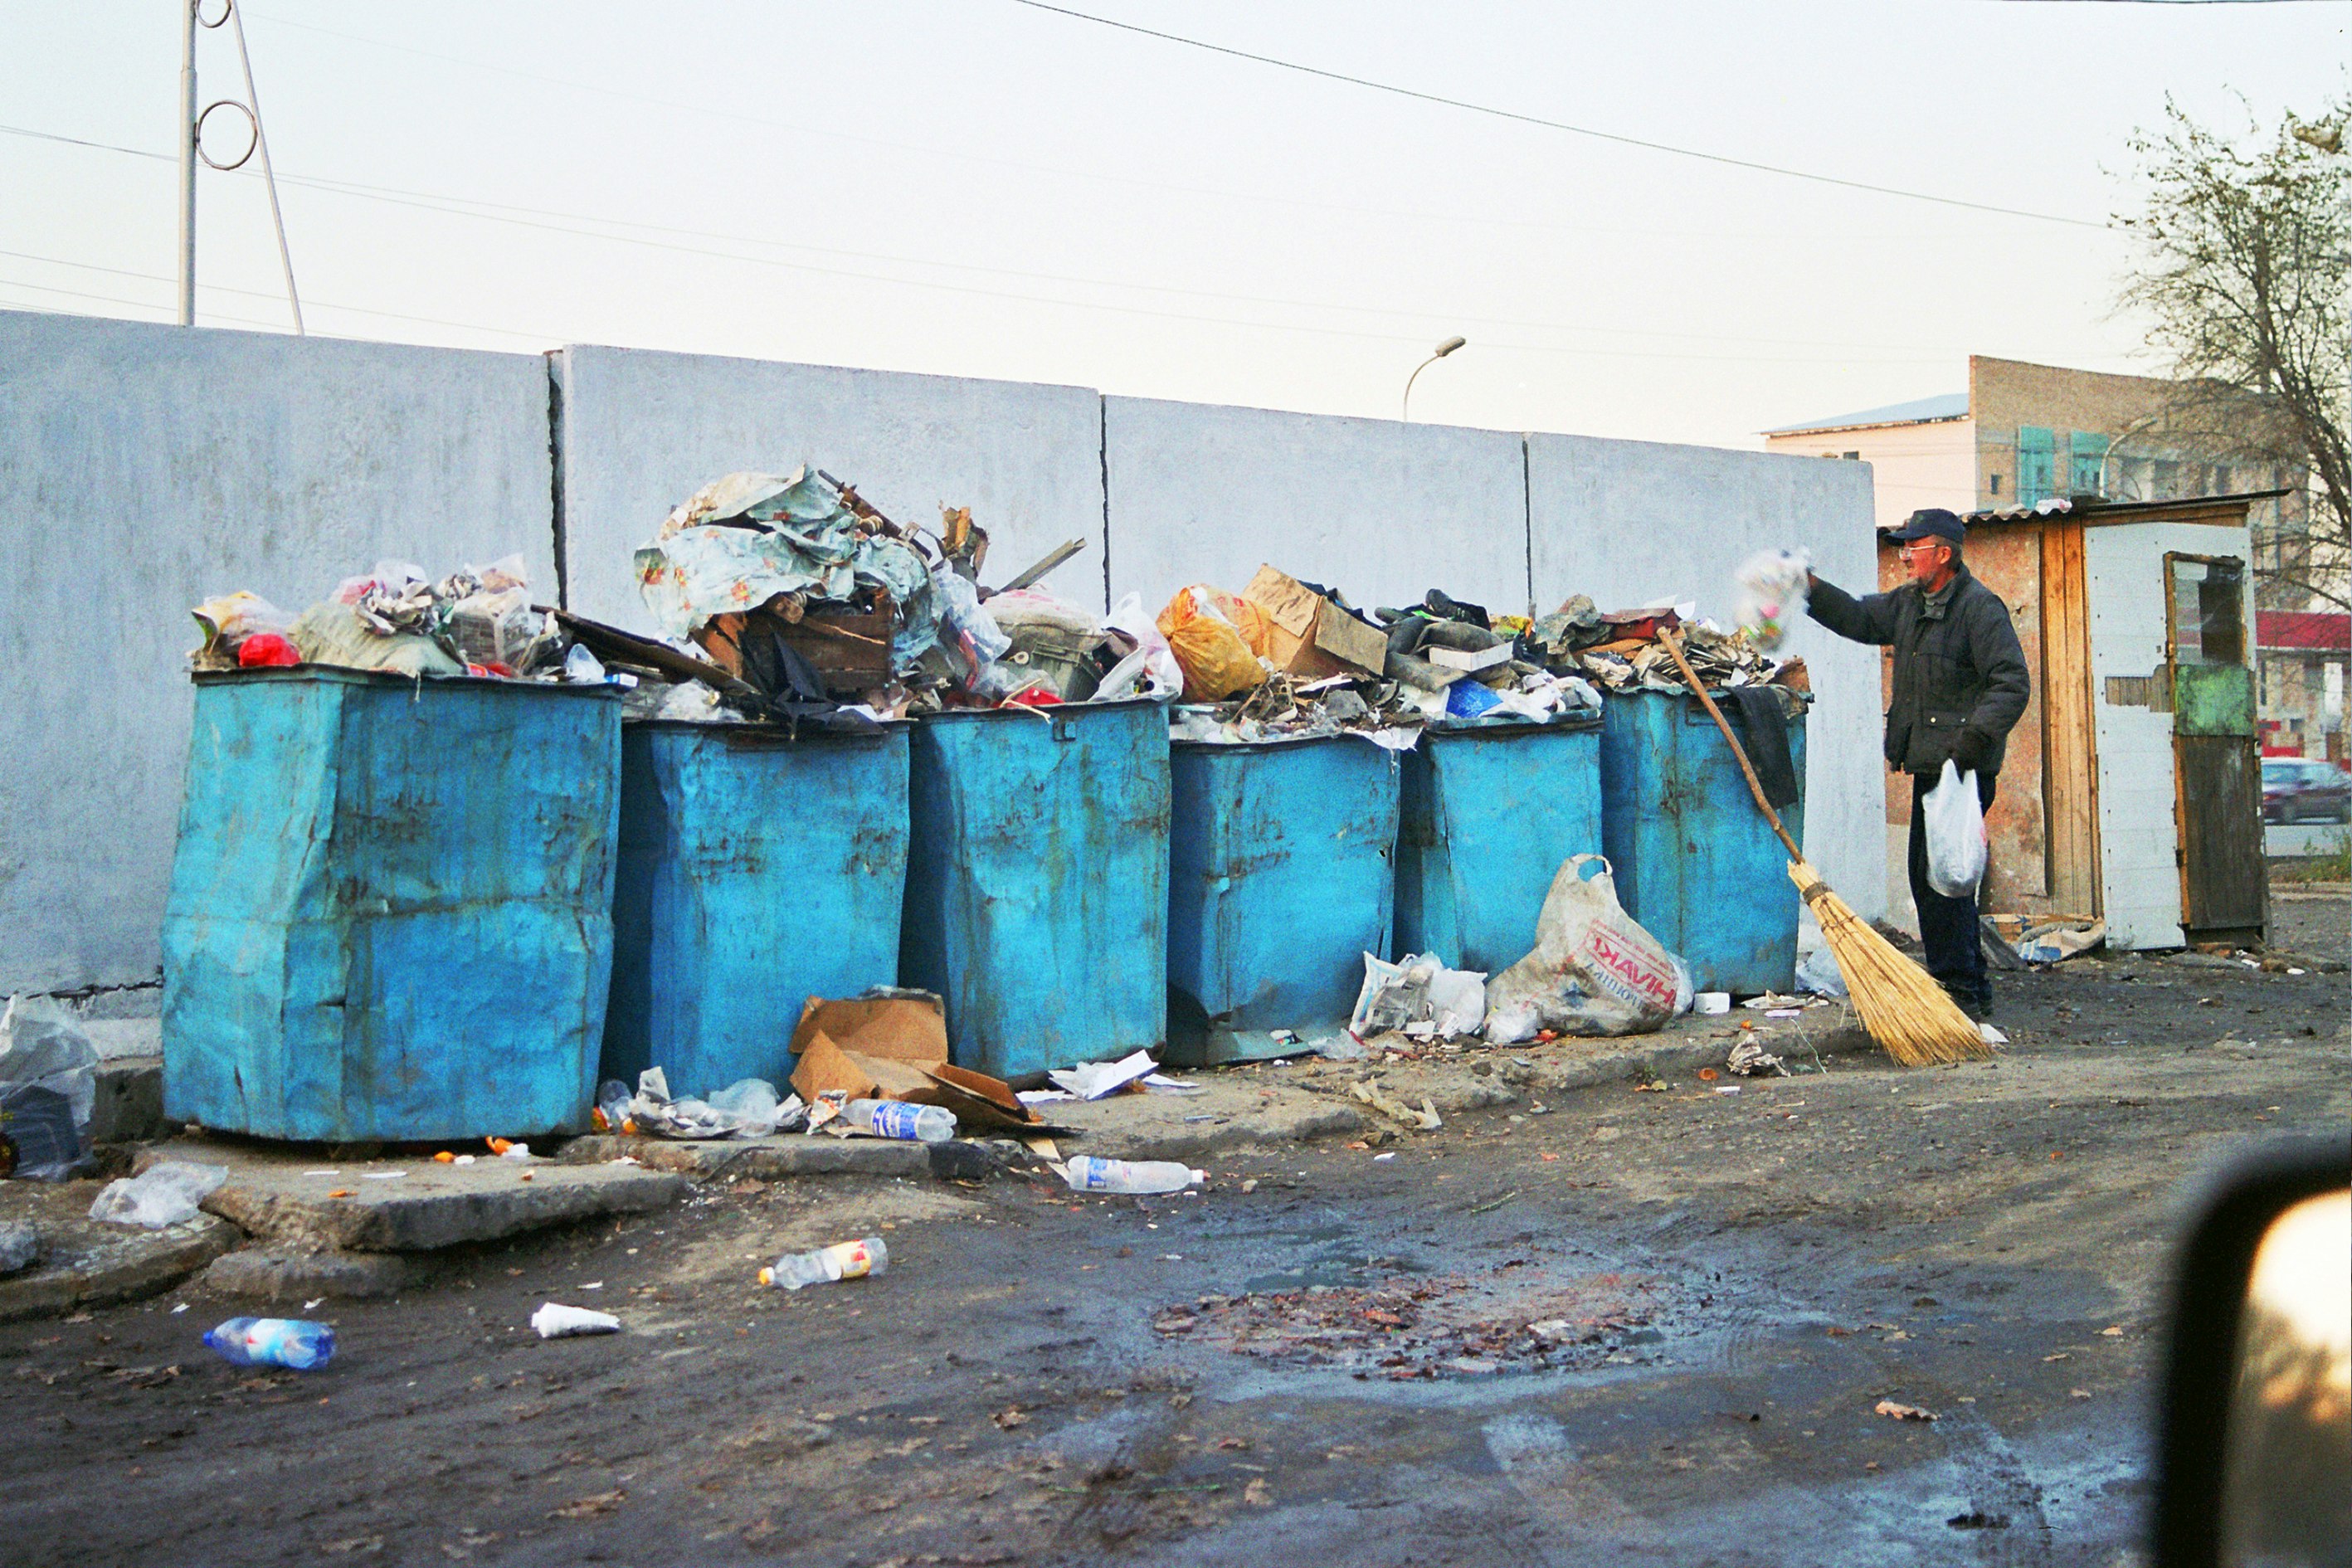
[1155,585,1271,700]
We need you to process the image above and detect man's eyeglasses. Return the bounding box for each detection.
[1898,541,1949,557]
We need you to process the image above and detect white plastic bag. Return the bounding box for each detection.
[88,1161,228,1230]
[1096,592,1185,702]
[1922,760,1986,898]
[1350,953,1488,1040]
[1483,856,1691,1041]
[1733,548,1811,651]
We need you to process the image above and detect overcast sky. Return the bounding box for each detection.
[2,1,2344,449]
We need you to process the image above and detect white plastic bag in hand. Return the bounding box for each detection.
[1923,760,1986,898]
[1732,548,1811,651]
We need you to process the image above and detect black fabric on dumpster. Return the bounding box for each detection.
[1724,685,1800,808]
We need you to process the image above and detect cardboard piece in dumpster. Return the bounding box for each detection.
[1243,566,1387,680]
[788,991,1040,1132]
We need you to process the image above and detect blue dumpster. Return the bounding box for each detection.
[602,722,909,1099]
[1599,690,1808,995]
[1164,736,1400,1066]
[900,701,1170,1079]
[162,669,621,1142]
[1393,717,1604,975]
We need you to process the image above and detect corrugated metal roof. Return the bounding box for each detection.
[1763,392,1968,436]
[1870,489,2292,533]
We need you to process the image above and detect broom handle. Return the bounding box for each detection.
[1657,628,1805,864]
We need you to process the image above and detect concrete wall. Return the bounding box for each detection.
[1103,397,1529,616]
[554,346,1108,629]
[0,310,557,995]
[1527,433,1887,920]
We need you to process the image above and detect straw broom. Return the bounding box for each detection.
[1657,630,1989,1068]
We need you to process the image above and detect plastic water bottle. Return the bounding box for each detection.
[1061,1157,1203,1195]
[204,1317,336,1371]
[845,1099,957,1143]
[759,1235,889,1291]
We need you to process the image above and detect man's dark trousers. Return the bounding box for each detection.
[1907,771,1996,1015]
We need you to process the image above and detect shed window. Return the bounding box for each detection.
[2017,426,2056,504]
[2169,557,2245,666]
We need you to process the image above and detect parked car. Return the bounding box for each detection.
[2261,757,2352,824]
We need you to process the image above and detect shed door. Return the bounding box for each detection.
[2167,554,2267,942]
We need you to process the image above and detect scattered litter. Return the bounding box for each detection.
[1142,1073,1204,1094]
[1373,1152,1398,1162]
[761,1237,889,1291]
[1794,947,1848,997]
[1350,1079,1443,1131]
[1874,1400,1936,1422]
[2014,918,2105,966]
[1739,992,1809,1011]
[1061,1157,1204,1195]
[87,1161,228,1230]
[359,1171,406,1181]
[205,1317,336,1370]
[1049,1049,1161,1101]
[1351,952,1488,1040]
[1015,1088,1078,1107]
[1979,1023,2009,1047]
[531,1303,622,1339]
[1765,1008,1802,1020]
[0,993,100,1181]
[613,1069,804,1140]
[1694,991,1731,1015]
[1713,1084,1742,1094]
[1727,1039,1789,1078]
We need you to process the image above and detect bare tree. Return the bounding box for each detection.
[2118,96,2350,613]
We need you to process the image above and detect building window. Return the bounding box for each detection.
[2018,426,2056,505]
[1989,473,2002,495]
[2069,432,2109,496]
[1843,450,1860,460]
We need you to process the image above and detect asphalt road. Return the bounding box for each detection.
[2,918,2345,1567]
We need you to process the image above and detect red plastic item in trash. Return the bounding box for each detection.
[237,633,300,668]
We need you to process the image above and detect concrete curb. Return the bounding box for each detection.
[554,1134,996,1181]
[0,1215,239,1325]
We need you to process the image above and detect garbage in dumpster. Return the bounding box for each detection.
[0,994,98,1181]
[1244,566,1389,681]
[1060,1157,1203,1195]
[1350,952,1488,1041]
[787,990,1040,1133]
[761,1235,889,1290]
[205,1317,336,1369]
[88,1160,227,1229]
[532,1303,622,1338]
[1158,584,1272,700]
[191,553,565,682]
[1483,855,1692,1041]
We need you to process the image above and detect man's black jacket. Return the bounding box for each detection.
[1808,564,2031,778]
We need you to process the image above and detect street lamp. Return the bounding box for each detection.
[1401,336,1467,422]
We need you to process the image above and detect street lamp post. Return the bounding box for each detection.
[1401,336,1467,422]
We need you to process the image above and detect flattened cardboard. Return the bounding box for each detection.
[1243,566,1386,679]
[786,991,1038,1131]
[790,992,948,1065]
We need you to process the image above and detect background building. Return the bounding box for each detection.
[1765,355,2346,765]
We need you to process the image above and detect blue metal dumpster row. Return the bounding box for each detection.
[162,672,1805,1140]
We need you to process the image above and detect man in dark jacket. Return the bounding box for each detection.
[1808,508,2030,1016]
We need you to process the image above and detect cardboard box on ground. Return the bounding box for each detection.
[787,992,1044,1134]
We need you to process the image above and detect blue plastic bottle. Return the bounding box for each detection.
[203,1317,336,1371]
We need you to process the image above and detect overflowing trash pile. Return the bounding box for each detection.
[1155,572,1602,747]
[191,555,561,682]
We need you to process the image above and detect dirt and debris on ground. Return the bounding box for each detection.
[0,891,2343,1566]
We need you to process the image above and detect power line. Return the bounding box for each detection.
[1005,0,2107,230]
[0,123,1961,365]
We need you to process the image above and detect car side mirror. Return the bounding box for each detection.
[2153,1136,2351,1566]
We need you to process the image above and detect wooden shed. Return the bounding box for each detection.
[1873,492,2278,951]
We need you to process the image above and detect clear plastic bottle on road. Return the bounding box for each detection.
[758,1235,889,1291]
[845,1099,957,1143]
[1061,1157,1204,1195]
[203,1317,336,1370]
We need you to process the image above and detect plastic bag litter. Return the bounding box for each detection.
[1350,953,1488,1040]
[1483,855,1692,1041]
[1157,585,1272,701]
[1922,760,1987,898]
[532,1303,621,1339]
[88,1161,228,1229]
[933,568,1012,679]
[1733,549,1811,651]
[188,591,292,665]
[626,1069,801,1139]
[1794,946,1848,998]
[1095,592,1185,702]
[0,995,99,1179]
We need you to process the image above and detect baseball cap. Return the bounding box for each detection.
[1888,508,1965,544]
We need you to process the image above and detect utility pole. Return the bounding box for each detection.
[178,0,197,325]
